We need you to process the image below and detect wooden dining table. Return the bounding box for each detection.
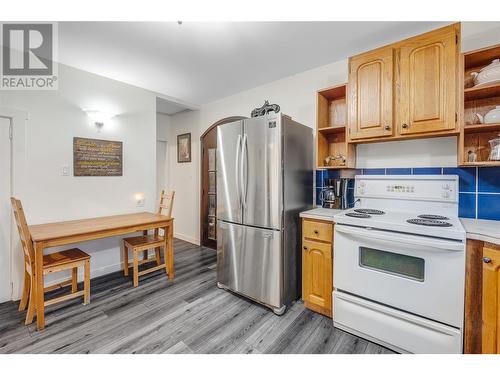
[29,212,174,330]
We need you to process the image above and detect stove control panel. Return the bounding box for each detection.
[354,175,458,203]
[385,184,415,193]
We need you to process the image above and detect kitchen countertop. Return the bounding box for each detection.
[299,209,500,245]
[299,207,343,221]
[460,218,500,246]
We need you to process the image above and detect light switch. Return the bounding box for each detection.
[61,165,70,176]
[136,198,145,207]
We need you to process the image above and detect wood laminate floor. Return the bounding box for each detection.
[0,239,394,354]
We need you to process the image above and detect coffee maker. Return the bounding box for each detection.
[320,178,353,209]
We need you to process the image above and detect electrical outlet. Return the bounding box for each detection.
[136,198,145,207]
[61,165,70,176]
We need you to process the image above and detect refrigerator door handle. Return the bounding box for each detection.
[235,134,242,208]
[241,133,248,209]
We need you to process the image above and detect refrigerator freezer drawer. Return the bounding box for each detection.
[217,221,282,308]
[333,291,462,354]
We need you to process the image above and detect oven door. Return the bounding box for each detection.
[334,224,465,328]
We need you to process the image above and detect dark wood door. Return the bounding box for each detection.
[200,126,218,249]
[200,116,247,249]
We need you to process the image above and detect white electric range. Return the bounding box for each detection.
[332,175,466,354]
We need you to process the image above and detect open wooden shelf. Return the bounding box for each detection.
[464,44,500,69]
[464,83,500,101]
[464,123,500,133]
[460,161,500,167]
[459,44,500,167]
[316,84,355,169]
[318,126,346,135]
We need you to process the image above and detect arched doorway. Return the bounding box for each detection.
[200,116,247,249]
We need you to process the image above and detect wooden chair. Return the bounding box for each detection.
[122,190,175,287]
[11,198,91,325]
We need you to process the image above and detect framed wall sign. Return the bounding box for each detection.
[177,133,191,163]
[73,137,123,176]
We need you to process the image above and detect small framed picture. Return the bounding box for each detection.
[177,133,191,163]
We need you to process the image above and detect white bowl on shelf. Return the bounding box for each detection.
[471,59,500,87]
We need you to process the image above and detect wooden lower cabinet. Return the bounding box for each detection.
[301,219,333,318]
[482,244,500,354]
[464,240,500,353]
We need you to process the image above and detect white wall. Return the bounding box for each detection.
[168,21,500,244]
[1,63,157,298]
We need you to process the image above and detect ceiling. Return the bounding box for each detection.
[156,97,192,115]
[58,22,450,106]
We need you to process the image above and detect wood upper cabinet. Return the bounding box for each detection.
[482,244,500,354]
[348,46,394,140]
[302,218,333,318]
[398,25,458,135]
[347,23,460,143]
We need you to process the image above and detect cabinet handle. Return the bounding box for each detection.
[483,257,492,264]
[313,230,319,235]
[303,246,308,251]
[384,125,391,131]
[402,123,409,129]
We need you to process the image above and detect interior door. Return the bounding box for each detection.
[217,221,281,308]
[241,116,281,230]
[216,120,243,224]
[398,26,457,135]
[348,46,394,140]
[0,118,12,303]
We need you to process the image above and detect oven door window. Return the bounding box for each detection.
[359,247,425,282]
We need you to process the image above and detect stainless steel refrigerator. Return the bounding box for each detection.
[216,113,313,314]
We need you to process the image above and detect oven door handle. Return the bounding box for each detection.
[335,225,464,252]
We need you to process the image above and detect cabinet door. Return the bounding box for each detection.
[482,245,500,354]
[398,26,458,135]
[302,239,332,316]
[348,46,394,140]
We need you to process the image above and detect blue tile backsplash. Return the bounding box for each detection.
[315,166,500,221]
[478,167,500,193]
[386,168,412,175]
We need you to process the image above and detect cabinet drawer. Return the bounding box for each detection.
[303,219,333,243]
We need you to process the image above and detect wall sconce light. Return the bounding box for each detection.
[85,110,115,132]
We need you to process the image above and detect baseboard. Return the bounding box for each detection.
[174,232,200,246]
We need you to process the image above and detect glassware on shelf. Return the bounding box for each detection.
[467,148,478,163]
[489,134,500,161]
